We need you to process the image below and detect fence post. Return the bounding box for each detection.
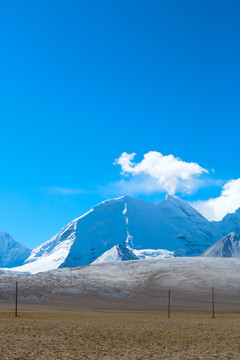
[211,286,215,318]
[168,289,171,319]
[15,281,18,317]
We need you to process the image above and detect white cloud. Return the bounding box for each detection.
[192,178,240,221]
[114,151,208,195]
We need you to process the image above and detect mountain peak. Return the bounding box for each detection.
[92,195,133,208]
[156,194,208,221]
[165,194,180,201]
[165,195,196,208]
[165,195,191,206]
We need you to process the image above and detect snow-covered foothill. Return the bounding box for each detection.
[93,245,176,264]
[92,244,139,264]
[3,257,240,304]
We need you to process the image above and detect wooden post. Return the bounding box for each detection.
[168,289,171,319]
[15,281,18,317]
[211,286,215,318]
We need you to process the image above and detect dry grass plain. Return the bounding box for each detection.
[2,258,240,359]
[0,307,240,360]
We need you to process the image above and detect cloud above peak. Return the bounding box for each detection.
[109,150,240,221]
[114,151,208,195]
[192,178,240,221]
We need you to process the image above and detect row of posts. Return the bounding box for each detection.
[167,287,215,318]
[14,281,216,318]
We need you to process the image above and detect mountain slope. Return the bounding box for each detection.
[155,195,216,253]
[0,231,30,267]
[201,233,240,258]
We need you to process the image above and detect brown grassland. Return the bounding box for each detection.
[0,307,240,360]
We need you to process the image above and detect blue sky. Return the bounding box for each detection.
[0,0,240,248]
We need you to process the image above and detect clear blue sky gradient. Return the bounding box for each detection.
[0,0,239,247]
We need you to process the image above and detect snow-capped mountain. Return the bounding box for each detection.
[7,195,240,274]
[9,195,217,273]
[201,233,240,258]
[0,231,30,267]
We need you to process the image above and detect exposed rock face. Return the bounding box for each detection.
[201,233,240,258]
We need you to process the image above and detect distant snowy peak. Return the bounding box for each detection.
[92,244,139,264]
[201,233,240,258]
[0,231,30,267]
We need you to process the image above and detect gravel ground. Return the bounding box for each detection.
[0,310,240,359]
